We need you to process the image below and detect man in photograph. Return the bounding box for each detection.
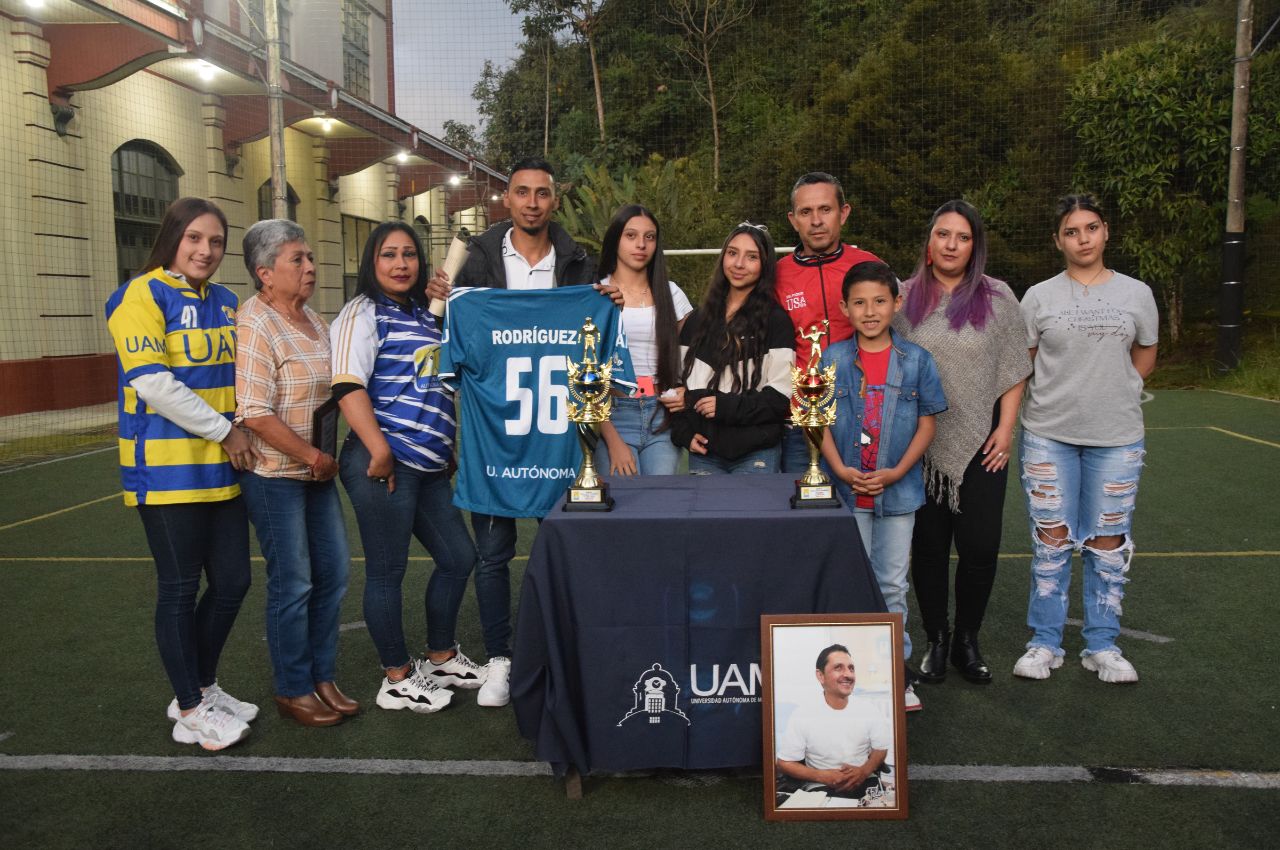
[776,643,891,794]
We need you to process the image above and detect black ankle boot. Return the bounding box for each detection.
[917,629,950,683]
[951,628,993,684]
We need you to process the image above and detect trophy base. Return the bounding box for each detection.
[791,482,841,509]
[564,483,615,512]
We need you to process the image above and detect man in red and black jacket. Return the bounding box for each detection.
[775,172,882,473]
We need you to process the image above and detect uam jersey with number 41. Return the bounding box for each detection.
[439,286,634,518]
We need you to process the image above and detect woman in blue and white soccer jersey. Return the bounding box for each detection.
[667,222,795,474]
[104,197,259,751]
[331,222,483,715]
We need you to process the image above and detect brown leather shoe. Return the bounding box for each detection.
[274,693,343,727]
[315,681,360,716]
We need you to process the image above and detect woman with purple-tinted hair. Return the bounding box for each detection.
[893,200,1031,686]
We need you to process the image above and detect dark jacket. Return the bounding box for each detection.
[669,302,795,460]
[454,220,595,289]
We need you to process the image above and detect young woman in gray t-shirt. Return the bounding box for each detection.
[1012,194,1159,685]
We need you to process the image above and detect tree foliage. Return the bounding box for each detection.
[1067,30,1280,341]
[473,0,1280,332]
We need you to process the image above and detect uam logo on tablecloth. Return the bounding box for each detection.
[617,663,690,727]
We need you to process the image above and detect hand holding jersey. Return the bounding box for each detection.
[439,286,635,517]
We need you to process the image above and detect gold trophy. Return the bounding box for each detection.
[564,316,615,511]
[790,320,840,508]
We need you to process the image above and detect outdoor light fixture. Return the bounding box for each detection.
[25,0,45,9]
[449,175,461,186]
[197,61,217,82]
[396,151,409,163]
[321,118,333,133]
[490,194,500,201]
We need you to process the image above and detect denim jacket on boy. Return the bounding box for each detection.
[820,330,947,517]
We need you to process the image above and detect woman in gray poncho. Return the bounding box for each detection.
[893,200,1031,685]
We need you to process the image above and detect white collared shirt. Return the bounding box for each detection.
[502,228,556,290]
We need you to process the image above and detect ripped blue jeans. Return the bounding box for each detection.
[1019,430,1145,657]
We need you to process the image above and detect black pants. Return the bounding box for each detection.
[137,497,251,710]
[911,449,1008,634]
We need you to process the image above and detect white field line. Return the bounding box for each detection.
[1205,388,1280,404]
[1063,618,1173,644]
[0,754,1275,789]
[0,445,115,474]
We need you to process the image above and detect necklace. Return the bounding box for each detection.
[262,294,314,335]
[614,279,651,308]
[1067,267,1111,290]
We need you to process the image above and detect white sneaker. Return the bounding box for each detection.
[1082,649,1139,684]
[1013,647,1064,680]
[166,682,259,723]
[477,656,511,707]
[171,701,250,751]
[376,668,453,713]
[420,647,488,690]
[904,684,922,713]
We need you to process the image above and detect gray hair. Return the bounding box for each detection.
[243,218,307,290]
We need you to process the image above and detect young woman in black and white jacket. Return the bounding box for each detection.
[666,222,795,474]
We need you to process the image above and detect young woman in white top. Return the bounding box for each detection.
[1012,194,1158,684]
[595,204,693,475]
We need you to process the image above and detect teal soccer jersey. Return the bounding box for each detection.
[440,286,634,518]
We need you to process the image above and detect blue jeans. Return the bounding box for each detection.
[854,511,915,659]
[470,512,516,659]
[1019,430,1146,657]
[241,473,350,697]
[136,498,251,710]
[340,434,479,668]
[596,396,681,475]
[687,445,781,475]
[780,425,811,475]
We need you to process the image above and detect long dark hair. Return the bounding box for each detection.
[597,204,681,391]
[355,221,429,305]
[680,223,778,393]
[141,197,229,276]
[902,199,998,331]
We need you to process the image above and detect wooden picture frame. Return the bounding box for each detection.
[761,613,908,821]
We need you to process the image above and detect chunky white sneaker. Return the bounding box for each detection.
[1013,647,1064,680]
[477,656,511,708]
[166,682,259,723]
[376,668,453,713]
[421,647,488,690]
[171,701,250,751]
[1082,649,1139,684]
[904,684,922,713]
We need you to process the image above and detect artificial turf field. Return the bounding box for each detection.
[0,388,1276,849]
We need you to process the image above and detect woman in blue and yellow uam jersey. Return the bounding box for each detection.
[105,197,261,751]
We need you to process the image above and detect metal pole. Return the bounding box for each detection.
[265,0,288,219]
[1216,0,1252,373]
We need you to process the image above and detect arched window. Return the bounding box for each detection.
[258,180,300,222]
[112,140,182,283]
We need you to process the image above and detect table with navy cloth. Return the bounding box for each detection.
[510,474,885,776]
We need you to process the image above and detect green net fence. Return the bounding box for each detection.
[1,0,1276,468]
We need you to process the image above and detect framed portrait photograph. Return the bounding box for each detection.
[761,613,908,821]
